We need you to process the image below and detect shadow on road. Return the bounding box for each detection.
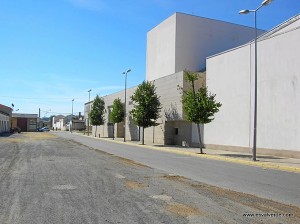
[0,133,14,138]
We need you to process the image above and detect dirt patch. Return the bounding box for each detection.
[165,203,201,217]
[0,132,57,143]
[117,157,150,168]
[160,175,188,182]
[191,183,300,218]
[160,173,300,219]
[125,180,146,189]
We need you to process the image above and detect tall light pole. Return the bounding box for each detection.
[87,89,92,136]
[71,99,74,133]
[239,0,273,161]
[122,69,131,142]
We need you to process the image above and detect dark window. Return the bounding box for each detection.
[175,128,178,135]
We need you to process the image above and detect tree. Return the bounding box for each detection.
[89,95,105,137]
[130,81,161,145]
[109,98,124,140]
[181,70,222,154]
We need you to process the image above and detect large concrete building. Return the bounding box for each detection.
[89,13,260,146]
[205,14,300,157]
[146,13,264,81]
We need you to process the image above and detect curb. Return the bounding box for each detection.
[71,132,300,174]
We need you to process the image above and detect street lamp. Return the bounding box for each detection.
[122,69,131,142]
[71,99,74,133]
[239,0,273,161]
[87,89,92,136]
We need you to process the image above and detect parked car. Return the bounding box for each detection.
[40,127,50,132]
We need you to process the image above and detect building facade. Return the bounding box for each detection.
[0,104,12,133]
[12,113,38,132]
[146,12,264,81]
[89,12,260,146]
[205,14,300,157]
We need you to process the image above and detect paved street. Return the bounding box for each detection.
[55,131,300,207]
[0,132,299,224]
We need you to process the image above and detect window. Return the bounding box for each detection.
[175,128,178,135]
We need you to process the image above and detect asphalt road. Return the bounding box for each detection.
[0,132,299,224]
[54,132,300,208]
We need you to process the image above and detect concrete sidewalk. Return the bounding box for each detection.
[72,131,300,174]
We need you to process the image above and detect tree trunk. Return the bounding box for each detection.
[95,125,97,137]
[197,123,204,154]
[142,127,145,145]
[113,123,115,140]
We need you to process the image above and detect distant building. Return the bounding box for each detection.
[52,115,65,130]
[12,113,38,132]
[0,104,12,133]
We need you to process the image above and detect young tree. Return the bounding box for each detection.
[130,81,161,145]
[181,70,222,154]
[109,98,124,140]
[89,95,105,137]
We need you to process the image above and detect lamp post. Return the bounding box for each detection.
[71,99,74,133]
[239,0,273,161]
[122,69,131,142]
[87,89,92,136]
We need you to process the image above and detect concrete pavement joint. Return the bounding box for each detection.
[71,132,300,174]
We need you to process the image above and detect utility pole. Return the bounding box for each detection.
[122,69,131,142]
[87,89,91,136]
[239,0,273,161]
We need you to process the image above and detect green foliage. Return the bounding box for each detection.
[110,98,124,124]
[182,87,222,124]
[130,81,161,128]
[184,70,198,89]
[181,70,222,153]
[89,95,105,126]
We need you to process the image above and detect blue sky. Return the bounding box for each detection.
[1,0,299,117]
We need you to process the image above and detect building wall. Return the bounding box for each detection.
[146,12,264,81]
[11,117,37,132]
[0,113,10,133]
[146,14,176,81]
[205,17,300,153]
[92,71,204,146]
[0,104,12,133]
[84,101,93,133]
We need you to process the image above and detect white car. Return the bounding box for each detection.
[40,127,50,132]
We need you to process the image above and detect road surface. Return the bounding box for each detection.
[0,132,299,224]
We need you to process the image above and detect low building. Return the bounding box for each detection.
[52,115,65,131]
[12,113,38,132]
[93,71,205,146]
[70,119,85,131]
[0,104,12,133]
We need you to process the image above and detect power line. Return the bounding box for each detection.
[0,96,85,100]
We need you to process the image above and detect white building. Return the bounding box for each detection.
[146,13,264,81]
[0,104,12,133]
[205,14,300,157]
[52,115,66,131]
[89,13,260,146]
